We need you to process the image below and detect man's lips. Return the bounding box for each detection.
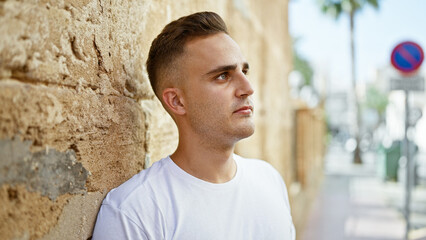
[233,106,254,114]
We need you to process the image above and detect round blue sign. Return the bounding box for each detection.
[391,41,424,73]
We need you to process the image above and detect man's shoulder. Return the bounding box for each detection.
[102,156,171,209]
[235,154,285,184]
[93,157,171,239]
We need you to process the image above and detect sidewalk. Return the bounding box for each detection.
[301,143,426,240]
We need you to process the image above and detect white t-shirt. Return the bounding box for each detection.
[92,154,295,240]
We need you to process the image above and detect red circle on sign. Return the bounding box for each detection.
[391,41,424,74]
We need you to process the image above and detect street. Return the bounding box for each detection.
[301,143,426,240]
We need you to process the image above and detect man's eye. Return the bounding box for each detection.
[242,69,249,75]
[216,73,228,80]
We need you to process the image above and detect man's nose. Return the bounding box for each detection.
[235,72,254,98]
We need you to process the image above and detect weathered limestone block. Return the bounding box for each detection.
[0,138,88,200]
[0,0,153,99]
[0,80,145,238]
[0,80,145,190]
[40,191,106,240]
[0,184,69,240]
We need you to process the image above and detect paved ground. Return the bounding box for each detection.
[301,143,426,240]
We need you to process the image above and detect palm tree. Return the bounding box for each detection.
[318,0,379,163]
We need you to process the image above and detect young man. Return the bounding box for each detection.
[93,12,295,239]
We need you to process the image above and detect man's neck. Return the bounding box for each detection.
[170,134,237,184]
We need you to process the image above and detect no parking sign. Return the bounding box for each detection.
[391,41,424,73]
[390,41,425,91]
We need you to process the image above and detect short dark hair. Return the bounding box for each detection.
[146,11,228,97]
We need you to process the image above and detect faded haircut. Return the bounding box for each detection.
[146,11,228,98]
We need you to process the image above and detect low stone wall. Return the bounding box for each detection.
[291,102,327,236]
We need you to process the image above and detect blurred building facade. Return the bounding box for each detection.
[374,67,426,149]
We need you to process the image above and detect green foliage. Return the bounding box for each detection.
[318,0,379,18]
[292,37,314,86]
[364,86,388,116]
[293,51,313,86]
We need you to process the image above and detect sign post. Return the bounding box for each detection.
[390,41,424,240]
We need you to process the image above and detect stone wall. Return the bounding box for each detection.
[0,0,296,239]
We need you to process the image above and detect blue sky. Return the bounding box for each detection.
[289,0,426,92]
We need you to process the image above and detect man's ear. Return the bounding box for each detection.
[162,88,186,115]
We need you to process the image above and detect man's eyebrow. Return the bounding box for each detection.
[204,62,250,76]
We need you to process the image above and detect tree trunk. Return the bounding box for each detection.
[350,10,363,164]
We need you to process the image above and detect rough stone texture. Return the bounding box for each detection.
[0,138,88,200]
[0,80,145,192]
[0,184,69,240]
[0,0,323,239]
[40,191,106,240]
[140,99,178,168]
[0,0,153,100]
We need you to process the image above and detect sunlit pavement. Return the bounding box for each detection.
[301,143,426,240]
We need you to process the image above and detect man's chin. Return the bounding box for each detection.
[236,124,255,139]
